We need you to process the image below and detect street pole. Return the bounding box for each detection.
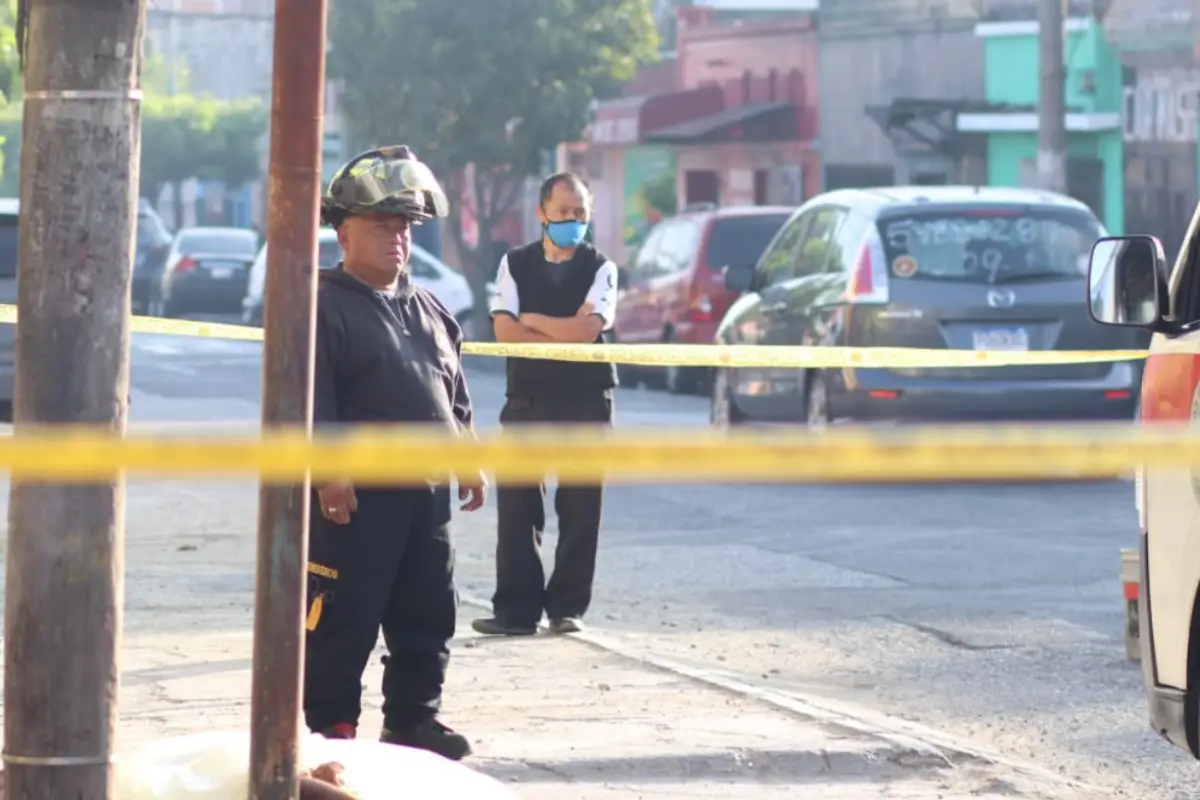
[248,0,327,794]
[3,0,143,796]
[1036,0,1068,192]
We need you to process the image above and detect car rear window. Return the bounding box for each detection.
[877,207,1102,283]
[179,231,257,256]
[703,214,791,269]
[0,214,16,278]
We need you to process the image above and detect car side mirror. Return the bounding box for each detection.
[724,263,757,293]
[1087,235,1168,328]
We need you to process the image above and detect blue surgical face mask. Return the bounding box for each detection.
[544,219,588,248]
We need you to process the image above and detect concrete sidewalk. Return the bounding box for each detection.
[19,478,1080,799]
[119,613,1078,799]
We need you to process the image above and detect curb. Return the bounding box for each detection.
[458,592,1094,794]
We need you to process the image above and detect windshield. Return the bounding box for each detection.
[877,208,1103,283]
[704,214,791,269]
[178,230,257,256]
[0,214,15,278]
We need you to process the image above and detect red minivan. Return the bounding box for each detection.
[614,205,793,394]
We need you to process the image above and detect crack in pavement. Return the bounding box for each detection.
[878,615,1020,652]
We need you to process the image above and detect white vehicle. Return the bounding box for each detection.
[242,228,477,336]
[1087,226,1200,758]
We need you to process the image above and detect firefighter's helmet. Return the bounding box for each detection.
[320,145,449,227]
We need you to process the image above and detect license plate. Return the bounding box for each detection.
[972,328,1029,351]
[209,267,233,279]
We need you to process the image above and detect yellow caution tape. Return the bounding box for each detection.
[0,304,1160,368]
[0,304,264,342]
[0,422,1190,481]
[462,341,1150,368]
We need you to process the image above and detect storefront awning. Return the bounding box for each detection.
[589,86,726,147]
[642,102,795,144]
[865,98,985,156]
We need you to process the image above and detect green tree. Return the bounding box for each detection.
[139,94,266,198]
[330,0,659,313]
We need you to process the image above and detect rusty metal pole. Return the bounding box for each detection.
[248,0,327,794]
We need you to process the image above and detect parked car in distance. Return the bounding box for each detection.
[242,227,345,326]
[712,186,1148,427]
[131,199,174,314]
[1085,227,1200,761]
[615,204,793,394]
[242,230,477,337]
[150,226,259,317]
[0,198,17,416]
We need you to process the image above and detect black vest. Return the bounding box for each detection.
[504,241,619,397]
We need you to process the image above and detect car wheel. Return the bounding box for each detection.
[664,359,697,396]
[609,333,640,389]
[804,371,831,429]
[710,367,746,428]
[663,331,686,394]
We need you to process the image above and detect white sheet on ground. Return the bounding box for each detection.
[115,731,518,799]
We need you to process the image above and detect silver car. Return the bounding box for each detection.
[713,186,1148,426]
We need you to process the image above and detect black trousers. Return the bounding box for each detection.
[493,391,613,626]
[303,486,457,732]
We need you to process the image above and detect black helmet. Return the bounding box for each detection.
[320,145,450,227]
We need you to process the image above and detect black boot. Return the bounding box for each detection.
[471,616,538,636]
[381,718,472,761]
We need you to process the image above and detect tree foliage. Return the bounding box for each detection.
[140,93,266,196]
[138,53,267,199]
[0,48,267,199]
[329,0,659,284]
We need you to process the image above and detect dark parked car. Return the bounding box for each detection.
[149,226,259,317]
[712,186,1149,426]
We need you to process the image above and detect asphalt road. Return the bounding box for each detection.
[122,329,1198,799]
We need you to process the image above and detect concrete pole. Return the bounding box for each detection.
[3,0,144,795]
[1037,0,1068,193]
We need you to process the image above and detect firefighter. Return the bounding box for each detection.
[472,172,619,637]
[303,145,486,761]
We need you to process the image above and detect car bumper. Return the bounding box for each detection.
[1141,530,1196,756]
[171,274,249,309]
[838,362,1140,421]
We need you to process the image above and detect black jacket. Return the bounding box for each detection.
[313,266,473,433]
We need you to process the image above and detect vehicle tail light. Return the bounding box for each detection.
[1104,390,1132,400]
[868,390,900,399]
[846,235,889,305]
[174,256,197,273]
[689,295,713,323]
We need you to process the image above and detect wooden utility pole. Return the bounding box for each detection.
[1037,0,1068,192]
[248,0,327,795]
[3,0,144,796]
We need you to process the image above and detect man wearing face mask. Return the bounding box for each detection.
[303,145,486,760]
[472,172,619,637]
